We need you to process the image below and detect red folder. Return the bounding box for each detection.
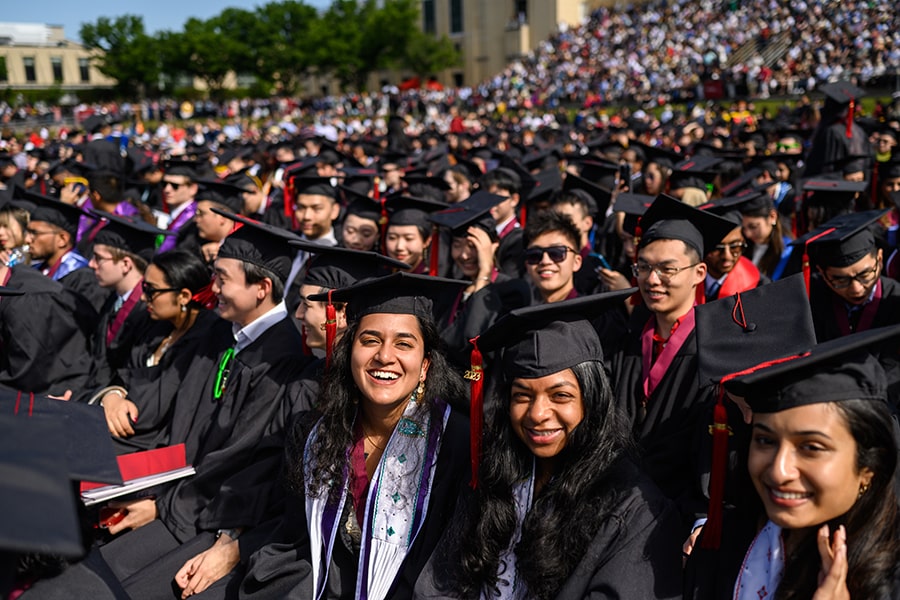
[80,444,187,492]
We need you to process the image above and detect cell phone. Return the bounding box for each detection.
[619,163,632,191]
[589,252,612,270]
[98,507,126,529]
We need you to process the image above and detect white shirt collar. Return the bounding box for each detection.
[495,216,517,235]
[168,200,194,222]
[232,301,288,353]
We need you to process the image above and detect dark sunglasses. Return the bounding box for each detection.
[524,245,577,265]
[142,282,179,299]
[163,180,185,190]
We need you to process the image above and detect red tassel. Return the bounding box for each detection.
[28,393,34,416]
[325,291,337,371]
[695,282,706,306]
[428,226,439,277]
[300,328,312,357]
[14,390,21,415]
[846,99,855,139]
[699,386,729,550]
[466,336,484,489]
[802,227,836,296]
[284,176,297,230]
[519,203,527,228]
[191,277,218,310]
[379,197,389,256]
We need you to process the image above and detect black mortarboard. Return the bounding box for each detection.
[82,114,110,134]
[13,186,87,237]
[638,194,738,256]
[881,155,900,180]
[475,289,636,378]
[723,324,900,413]
[802,178,866,208]
[90,210,170,260]
[669,156,721,191]
[212,210,301,283]
[577,160,619,190]
[451,156,483,182]
[427,190,504,237]
[695,274,816,385]
[293,176,338,200]
[0,413,82,557]
[195,180,245,214]
[283,158,319,179]
[561,173,612,218]
[291,242,409,290]
[525,167,563,206]
[795,209,887,268]
[819,80,865,107]
[402,175,451,191]
[386,195,448,230]
[700,189,773,221]
[719,167,764,197]
[614,192,654,236]
[309,271,467,322]
[830,153,872,176]
[343,195,381,224]
[161,158,202,179]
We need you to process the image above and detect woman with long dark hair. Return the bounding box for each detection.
[417,293,683,599]
[685,327,900,599]
[239,272,470,600]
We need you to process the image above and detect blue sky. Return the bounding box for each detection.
[4,0,333,42]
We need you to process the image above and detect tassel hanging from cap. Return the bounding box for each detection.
[519,203,527,228]
[699,385,729,550]
[428,226,440,277]
[324,290,337,370]
[846,99,855,139]
[465,336,484,489]
[284,176,297,230]
[191,277,218,310]
[300,328,312,357]
[801,227,835,296]
[379,196,389,256]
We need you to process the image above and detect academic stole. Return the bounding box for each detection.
[106,281,143,346]
[832,278,881,336]
[486,461,534,600]
[640,309,696,403]
[733,520,784,600]
[305,398,450,600]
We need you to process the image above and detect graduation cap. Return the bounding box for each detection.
[427,190,505,238]
[162,158,202,180]
[450,155,483,182]
[293,176,338,200]
[819,80,865,108]
[524,166,563,208]
[693,274,818,549]
[90,210,171,261]
[637,194,738,256]
[308,271,468,322]
[577,160,619,190]
[633,142,683,171]
[402,174,451,192]
[385,195,448,229]
[723,323,900,412]
[13,186,87,238]
[561,172,613,220]
[719,167,763,197]
[82,113,112,134]
[195,180,245,214]
[669,156,721,191]
[801,178,866,207]
[212,210,301,284]
[700,189,773,222]
[467,289,636,487]
[0,413,82,558]
[342,194,381,224]
[614,192,654,237]
[283,157,319,179]
[830,153,872,176]
[794,209,887,268]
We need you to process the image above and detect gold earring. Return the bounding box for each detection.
[859,482,871,497]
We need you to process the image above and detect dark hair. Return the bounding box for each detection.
[300,312,466,496]
[445,360,635,599]
[88,171,122,203]
[776,399,899,600]
[551,189,594,218]
[523,210,581,251]
[107,245,149,273]
[150,250,211,308]
[741,207,790,278]
[480,168,521,196]
[242,262,285,304]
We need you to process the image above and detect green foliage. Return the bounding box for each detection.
[80,1,454,98]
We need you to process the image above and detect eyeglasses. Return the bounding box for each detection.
[25,228,56,237]
[824,260,880,289]
[163,180,186,190]
[141,282,179,299]
[92,254,115,265]
[711,241,747,256]
[524,245,578,265]
[632,261,700,282]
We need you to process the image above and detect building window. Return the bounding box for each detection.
[79,58,90,83]
[51,57,63,82]
[0,57,7,82]
[514,0,528,23]
[422,0,436,34]
[23,57,36,83]
[450,0,463,33]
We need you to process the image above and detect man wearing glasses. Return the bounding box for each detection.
[609,195,735,508]
[698,211,762,303]
[158,160,200,253]
[804,210,900,340]
[521,210,583,304]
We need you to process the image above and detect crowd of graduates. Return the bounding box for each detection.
[0,77,899,599]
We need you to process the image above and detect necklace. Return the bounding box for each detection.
[361,423,386,452]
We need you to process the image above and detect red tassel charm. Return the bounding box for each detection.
[324,291,337,370]
[428,226,439,277]
[300,328,312,357]
[519,203,527,228]
[802,227,836,296]
[846,99,855,139]
[699,386,730,550]
[466,336,484,489]
[379,197,389,256]
[284,176,297,230]
[191,276,219,310]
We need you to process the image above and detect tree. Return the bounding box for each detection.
[250,1,322,94]
[401,32,461,80]
[79,15,161,97]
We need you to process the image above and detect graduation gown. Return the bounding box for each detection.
[496,227,525,279]
[86,284,155,392]
[59,265,108,317]
[413,459,683,600]
[609,306,716,522]
[239,408,471,600]
[0,266,93,395]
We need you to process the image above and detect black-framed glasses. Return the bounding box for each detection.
[711,241,748,256]
[163,180,185,190]
[25,228,56,237]
[524,245,578,265]
[631,261,700,282]
[141,282,179,299]
[824,260,880,290]
[92,253,115,265]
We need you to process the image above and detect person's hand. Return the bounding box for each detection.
[47,389,73,401]
[200,242,220,264]
[598,267,632,292]
[813,524,850,600]
[59,182,82,205]
[682,524,703,566]
[467,226,496,278]
[103,390,139,437]
[105,498,158,535]
[174,536,241,598]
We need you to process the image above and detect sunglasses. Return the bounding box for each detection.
[524,245,577,265]
[141,282,179,299]
[163,180,186,190]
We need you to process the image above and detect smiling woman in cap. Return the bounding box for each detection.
[239,272,470,600]
[416,291,682,600]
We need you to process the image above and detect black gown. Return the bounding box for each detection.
[86,286,155,394]
[609,306,716,527]
[59,265,108,316]
[496,228,525,279]
[238,408,471,600]
[0,266,93,395]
